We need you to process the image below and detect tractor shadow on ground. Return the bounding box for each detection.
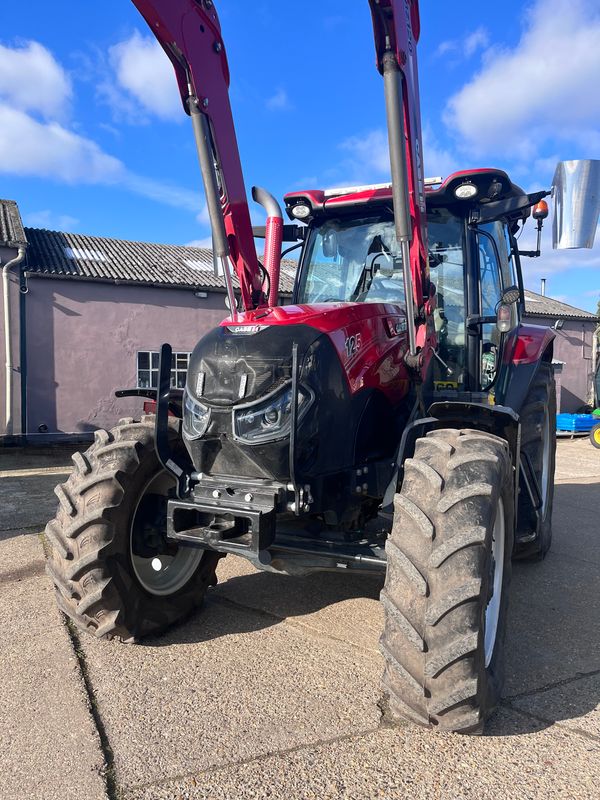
[147,480,599,738]
[158,567,385,647]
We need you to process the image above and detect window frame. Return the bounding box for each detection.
[136,350,191,390]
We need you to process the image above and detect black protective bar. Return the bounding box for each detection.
[519,450,543,511]
[270,543,387,571]
[115,388,184,417]
[187,100,229,259]
[289,342,300,515]
[155,343,191,498]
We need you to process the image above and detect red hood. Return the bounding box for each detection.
[221,302,406,334]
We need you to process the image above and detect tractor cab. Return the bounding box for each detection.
[286,168,541,399]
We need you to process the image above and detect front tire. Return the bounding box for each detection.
[380,428,514,734]
[45,416,222,641]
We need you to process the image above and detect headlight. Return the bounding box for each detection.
[233,384,314,444]
[454,182,478,200]
[182,389,211,440]
[291,203,311,219]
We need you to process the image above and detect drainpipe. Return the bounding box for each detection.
[3,246,26,436]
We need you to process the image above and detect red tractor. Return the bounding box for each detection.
[45,0,599,733]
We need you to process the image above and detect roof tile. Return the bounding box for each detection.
[523,290,598,320]
[23,226,297,294]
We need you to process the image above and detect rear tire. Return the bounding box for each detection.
[590,423,600,449]
[517,362,556,558]
[380,428,514,734]
[45,416,222,642]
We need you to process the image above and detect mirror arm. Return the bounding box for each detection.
[518,248,541,258]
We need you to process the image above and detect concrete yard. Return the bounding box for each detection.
[1,439,599,799]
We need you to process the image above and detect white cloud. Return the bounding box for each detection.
[25,210,79,230]
[422,128,458,179]
[109,31,182,121]
[0,104,123,183]
[444,0,600,159]
[185,237,213,248]
[464,28,489,57]
[436,27,489,59]
[266,88,290,111]
[0,39,208,219]
[340,126,457,183]
[0,103,204,213]
[0,40,72,120]
[341,129,390,179]
[518,222,600,279]
[120,173,204,212]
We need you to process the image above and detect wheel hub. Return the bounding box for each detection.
[130,472,203,596]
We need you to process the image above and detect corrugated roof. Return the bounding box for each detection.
[23,226,297,294]
[523,289,598,321]
[0,199,27,247]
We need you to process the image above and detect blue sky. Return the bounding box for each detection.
[1,0,598,310]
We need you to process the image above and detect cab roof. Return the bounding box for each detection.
[284,169,538,226]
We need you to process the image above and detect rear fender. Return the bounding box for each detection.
[500,324,554,414]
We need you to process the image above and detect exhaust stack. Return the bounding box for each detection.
[252,187,283,307]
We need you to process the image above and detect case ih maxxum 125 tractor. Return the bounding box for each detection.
[46,0,599,733]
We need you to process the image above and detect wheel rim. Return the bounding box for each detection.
[130,471,203,596]
[540,412,552,515]
[594,427,600,445]
[484,497,505,668]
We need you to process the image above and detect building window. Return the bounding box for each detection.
[137,351,191,389]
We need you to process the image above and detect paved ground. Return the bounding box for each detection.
[1,438,599,799]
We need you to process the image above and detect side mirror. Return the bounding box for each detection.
[552,159,600,249]
[372,251,395,277]
[322,230,338,258]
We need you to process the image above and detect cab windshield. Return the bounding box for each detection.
[296,209,467,385]
[296,217,405,305]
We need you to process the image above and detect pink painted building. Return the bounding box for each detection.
[522,290,599,413]
[0,199,295,442]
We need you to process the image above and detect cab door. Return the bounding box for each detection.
[477,230,504,389]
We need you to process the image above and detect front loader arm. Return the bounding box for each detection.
[131,0,264,311]
[368,0,429,360]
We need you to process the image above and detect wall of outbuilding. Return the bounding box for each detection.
[23,277,231,437]
[524,314,596,412]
